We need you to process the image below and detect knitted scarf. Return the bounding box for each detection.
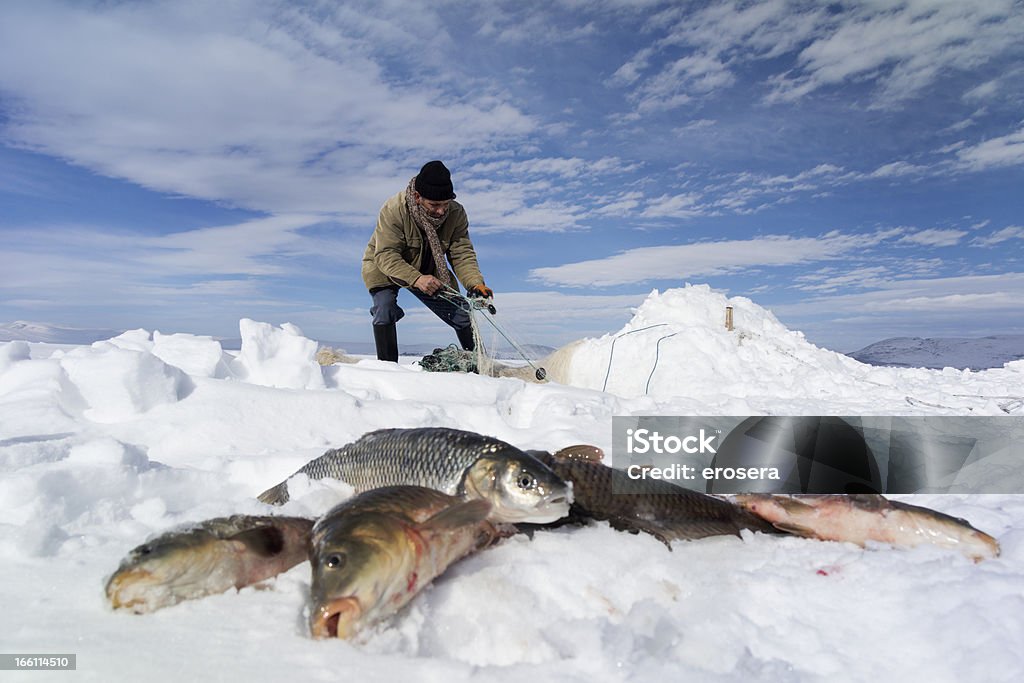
[405,177,451,288]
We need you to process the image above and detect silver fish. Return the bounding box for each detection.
[731,493,1000,561]
[258,427,571,523]
[309,485,498,640]
[106,515,314,613]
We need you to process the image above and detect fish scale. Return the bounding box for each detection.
[259,428,527,505]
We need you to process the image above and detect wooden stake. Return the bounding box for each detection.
[725,306,734,331]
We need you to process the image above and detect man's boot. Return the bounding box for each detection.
[373,323,399,362]
[455,326,475,351]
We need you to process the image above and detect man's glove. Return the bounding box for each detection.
[469,284,494,298]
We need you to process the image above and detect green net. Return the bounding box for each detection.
[418,345,479,373]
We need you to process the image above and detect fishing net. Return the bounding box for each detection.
[419,290,549,382]
[419,345,479,373]
[419,313,496,375]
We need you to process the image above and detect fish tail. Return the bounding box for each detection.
[257,481,290,505]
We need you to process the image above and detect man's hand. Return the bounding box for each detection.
[413,274,444,296]
[469,284,494,299]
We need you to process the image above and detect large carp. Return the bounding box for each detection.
[309,485,499,640]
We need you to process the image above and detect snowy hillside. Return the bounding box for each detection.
[848,335,1024,370]
[1,285,1022,682]
[0,320,123,345]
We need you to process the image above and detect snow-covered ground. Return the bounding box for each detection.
[2,285,1022,682]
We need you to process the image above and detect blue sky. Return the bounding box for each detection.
[1,0,1023,352]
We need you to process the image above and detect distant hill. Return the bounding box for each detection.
[0,321,124,345]
[848,335,1024,370]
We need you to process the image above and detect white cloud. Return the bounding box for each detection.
[767,1,1024,108]
[610,1,1024,113]
[773,271,1024,349]
[139,215,325,275]
[778,272,1024,316]
[897,229,967,248]
[869,161,928,179]
[672,119,717,135]
[529,232,885,287]
[956,126,1024,171]
[593,191,645,217]
[964,79,1000,102]
[971,226,1024,247]
[0,214,363,311]
[464,156,636,180]
[458,178,588,233]
[793,265,893,293]
[0,1,537,219]
[640,193,705,219]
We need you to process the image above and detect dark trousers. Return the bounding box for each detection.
[369,286,472,331]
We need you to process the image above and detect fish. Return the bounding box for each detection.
[309,485,499,640]
[730,493,1001,561]
[105,515,314,613]
[527,445,780,547]
[257,427,571,524]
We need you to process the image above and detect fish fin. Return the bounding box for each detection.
[418,499,492,532]
[552,445,605,462]
[257,482,289,505]
[608,519,674,551]
[775,496,821,513]
[231,526,286,557]
[771,522,821,538]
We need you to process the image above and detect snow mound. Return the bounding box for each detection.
[551,285,1022,414]
[59,341,191,423]
[557,285,859,396]
[230,319,326,390]
[152,331,232,379]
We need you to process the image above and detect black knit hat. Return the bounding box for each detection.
[414,160,456,201]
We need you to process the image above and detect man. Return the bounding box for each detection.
[361,160,493,362]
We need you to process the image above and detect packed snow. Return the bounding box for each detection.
[2,285,1022,682]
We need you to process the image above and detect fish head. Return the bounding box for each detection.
[309,515,414,640]
[463,453,572,524]
[105,531,231,613]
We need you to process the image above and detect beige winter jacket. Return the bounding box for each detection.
[361,189,485,292]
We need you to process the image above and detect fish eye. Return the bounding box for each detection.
[517,472,537,490]
[325,553,346,570]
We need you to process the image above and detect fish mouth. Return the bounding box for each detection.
[546,494,570,510]
[511,494,571,524]
[106,568,158,611]
[310,597,362,639]
[537,502,571,522]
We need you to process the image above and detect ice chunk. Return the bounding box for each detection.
[60,345,190,422]
[229,319,325,390]
[153,331,233,378]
